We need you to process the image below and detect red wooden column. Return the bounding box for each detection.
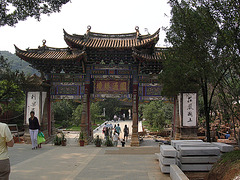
[80,66,91,143]
[131,67,139,146]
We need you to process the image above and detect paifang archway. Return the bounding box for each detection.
[15,26,164,146]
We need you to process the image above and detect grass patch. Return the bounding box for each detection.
[219,150,240,164]
[66,126,81,131]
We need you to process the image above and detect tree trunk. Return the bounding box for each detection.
[202,81,211,142]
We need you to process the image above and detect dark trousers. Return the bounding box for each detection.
[0,158,10,180]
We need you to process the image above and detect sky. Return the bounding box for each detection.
[0,0,171,54]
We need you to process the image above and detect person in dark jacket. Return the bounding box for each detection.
[29,111,40,150]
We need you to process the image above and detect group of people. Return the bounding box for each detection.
[102,123,129,147]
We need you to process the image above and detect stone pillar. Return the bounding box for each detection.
[131,67,139,146]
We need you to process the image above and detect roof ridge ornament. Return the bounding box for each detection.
[42,39,46,46]
[86,25,91,34]
[135,26,141,40]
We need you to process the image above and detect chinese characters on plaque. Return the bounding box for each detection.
[95,80,128,94]
[26,92,40,125]
[182,93,197,126]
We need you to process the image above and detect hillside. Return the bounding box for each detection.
[0,51,39,75]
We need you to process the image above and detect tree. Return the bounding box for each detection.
[90,102,102,125]
[52,100,78,127]
[161,0,230,141]
[0,0,70,27]
[98,99,121,120]
[142,101,173,130]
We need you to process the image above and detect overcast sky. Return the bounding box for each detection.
[0,0,171,53]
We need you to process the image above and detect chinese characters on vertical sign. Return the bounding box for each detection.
[26,92,40,125]
[182,93,197,126]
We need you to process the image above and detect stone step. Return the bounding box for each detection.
[179,146,220,156]
[171,140,203,148]
[160,145,177,157]
[159,153,176,165]
[159,159,170,174]
[211,142,234,153]
[178,156,220,164]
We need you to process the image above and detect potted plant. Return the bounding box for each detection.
[79,131,85,146]
[93,135,102,147]
[53,134,62,146]
[104,136,113,147]
[62,133,67,146]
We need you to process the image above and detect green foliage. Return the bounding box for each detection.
[53,135,62,146]
[52,100,78,128]
[0,51,39,75]
[72,104,82,126]
[0,0,70,27]
[79,131,84,140]
[141,101,173,130]
[93,135,102,146]
[90,102,102,124]
[98,98,121,120]
[104,136,113,147]
[0,80,24,112]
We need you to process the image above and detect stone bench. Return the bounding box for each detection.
[171,140,203,148]
[160,145,177,157]
[179,146,220,156]
[170,164,189,180]
[211,142,234,153]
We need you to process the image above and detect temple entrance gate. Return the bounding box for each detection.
[16,26,164,146]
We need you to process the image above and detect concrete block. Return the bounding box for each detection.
[160,145,177,157]
[212,142,234,152]
[175,142,213,151]
[179,156,220,164]
[178,162,213,171]
[159,153,176,165]
[171,140,203,148]
[179,147,220,156]
[155,153,160,161]
[170,164,189,180]
[159,159,170,173]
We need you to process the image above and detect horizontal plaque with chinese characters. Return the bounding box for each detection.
[95,80,128,94]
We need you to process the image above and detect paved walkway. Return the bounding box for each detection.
[8,143,170,180]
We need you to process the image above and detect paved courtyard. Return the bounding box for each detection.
[8,143,170,180]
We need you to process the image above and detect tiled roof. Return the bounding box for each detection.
[64,29,160,49]
[132,47,164,61]
[15,45,85,61]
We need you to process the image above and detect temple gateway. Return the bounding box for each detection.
[15,26,165,146]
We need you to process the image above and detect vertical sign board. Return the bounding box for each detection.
[26,92,40,125]
[182,93,197,126]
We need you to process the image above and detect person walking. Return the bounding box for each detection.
[115,124,121,136]
[113,132,119,147]
[29,111,40,150]
[0,122,14,180]
[124,124,129,142]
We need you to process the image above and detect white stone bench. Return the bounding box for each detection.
[171,140,203,148]
[160,145,177,157]
[211,142,234,152]
[179,146,220,156]
[170,164,189,180]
